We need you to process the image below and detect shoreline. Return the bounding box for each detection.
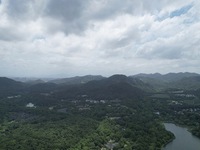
[162,122,200,150]
[161,136,175,150]
[162,121,200,138]
[160,122,176,150]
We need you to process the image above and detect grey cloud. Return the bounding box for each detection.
[88,0,148,21]
[89,0,163,20]
[5,0,46,21]
[75,0,190,19]
[0,27,23,41]
[41,0,164,35]
[0,0,200,77]
[43,0,89,34]
[136,38,186,60]
[152,46,183,59]
[88,0,130,20]
[100,36,139,58]
[106,37,132,49]
[136,33,199,60]
[6,0,31,19]
[43,17,86,35]
[98,25,145,59]
[44,0,85,21]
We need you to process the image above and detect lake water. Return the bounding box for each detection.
[163,123,200,150]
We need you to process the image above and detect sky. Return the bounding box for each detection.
[0,0,200,77]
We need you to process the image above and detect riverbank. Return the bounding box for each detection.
[161,136,175,149]
[162,120,200,138]
[162,123,200,150]
[159,122,175,150]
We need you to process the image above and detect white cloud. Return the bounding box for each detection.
[0,0,199,77]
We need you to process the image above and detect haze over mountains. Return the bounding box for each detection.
[1,72,200,100]
[132,72,200,90]
[11,72,200,84]
[133,72,200,82]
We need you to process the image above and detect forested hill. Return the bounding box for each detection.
[133,72,200,82]
[0,75,149,100]
[0,77,24,97]
[2,72,200,96]
[171,76,200,89]
[0,77,23,87]
[53,74,147,99]
[132,72,200,90]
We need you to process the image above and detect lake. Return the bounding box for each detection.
[163,123,200,150]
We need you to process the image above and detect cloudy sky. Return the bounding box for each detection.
[0,0,200,77]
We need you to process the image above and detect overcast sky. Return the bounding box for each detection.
[0,0,200,77]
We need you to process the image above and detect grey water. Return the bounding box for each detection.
[163,123,200,150]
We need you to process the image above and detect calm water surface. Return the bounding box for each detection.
[163,123,200,150]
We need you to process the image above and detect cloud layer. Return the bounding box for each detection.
[0,0,200,77]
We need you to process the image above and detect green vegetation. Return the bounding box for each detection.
[0,73,200,149]
[0,95,174,150]
[0,116,98,150]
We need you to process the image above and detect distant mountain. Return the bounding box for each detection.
[132,72,200,91]
[0,77,24,97]
[0,77,23,89]
[49,75,105,85]
[134,72,199,82]
[134,73,163,79]
[25,79,45,85]
[107,75,154,92]
[12,77,53,82]
[54,74,147,99]
[171,76,200,89]
[2,73,200,99]
[11,77,30,82]
[161,72,199,82]
[27,83,57,93]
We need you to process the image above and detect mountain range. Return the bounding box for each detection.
[1,72,200,99]
[132,72,200,90]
